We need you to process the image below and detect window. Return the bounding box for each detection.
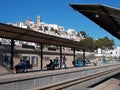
[31,56,38,66]
[39,26,43,30]
[22,56,30,61]
[4,54,11,68]
[55,57,60,60]
[44,26,48,30]
[22,55,38,67]
[44,56,50,61]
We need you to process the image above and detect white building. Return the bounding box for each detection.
[16,22,27,28]
[66,28,82,41]
[5,16,84,46]
[94,47,120,58]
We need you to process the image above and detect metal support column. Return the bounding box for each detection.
[83,49,86,60]
[60,46,62,69]
[40,43,43,70]
[10,39,14,70]
[73,48,76,61]
[82,49,86,66]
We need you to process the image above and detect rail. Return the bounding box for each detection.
[36,67,120,90]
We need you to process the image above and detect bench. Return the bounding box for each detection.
[14,64,32,73]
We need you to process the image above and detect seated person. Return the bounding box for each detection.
[45,59,54,70]
[14,59,23,73]
[15,59,32,73]
[53,59,59,67]
[21,60,27,72]
[26,60,32,71]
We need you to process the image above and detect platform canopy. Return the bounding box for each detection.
[0,23,89,50]
[70,4,120,40]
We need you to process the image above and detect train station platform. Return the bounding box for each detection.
[0,62,120,90]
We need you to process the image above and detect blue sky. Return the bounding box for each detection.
[0,0,120,46]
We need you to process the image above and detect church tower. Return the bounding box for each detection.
[37,16,40,28]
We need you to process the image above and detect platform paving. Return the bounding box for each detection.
[90,73,120,90]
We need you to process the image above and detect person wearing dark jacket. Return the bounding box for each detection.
[45,59,54,70]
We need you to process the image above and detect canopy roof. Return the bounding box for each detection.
[0,23,89,49]
[70,4,120,40]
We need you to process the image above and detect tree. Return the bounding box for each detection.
[80,36,95,52]
[80,36,115,51]
[95,36,115,49]
[80,31,87,38]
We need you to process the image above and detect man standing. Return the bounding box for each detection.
[63,56,67,69]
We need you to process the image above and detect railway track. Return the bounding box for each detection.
[36,67,120,90]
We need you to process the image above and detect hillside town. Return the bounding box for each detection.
[8,16,84,42]
[0,16,119,60]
